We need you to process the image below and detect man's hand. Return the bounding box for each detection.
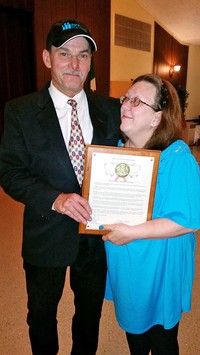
[54,193,92,224]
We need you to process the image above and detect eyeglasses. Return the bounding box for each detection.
[120,96,159,112]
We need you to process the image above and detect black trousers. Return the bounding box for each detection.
[24,235,107,355]
[126,323,179,355]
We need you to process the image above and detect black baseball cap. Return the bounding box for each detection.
[46,19,97,52]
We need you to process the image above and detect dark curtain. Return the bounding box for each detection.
[0,6,35,139]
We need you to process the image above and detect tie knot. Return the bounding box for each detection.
[68,99,77,109]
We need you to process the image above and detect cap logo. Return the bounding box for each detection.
[62,22,80,31]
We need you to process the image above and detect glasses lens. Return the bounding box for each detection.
[130,97,140,107]
[120,96,131,104]
[120,96,126,104]
[120,96,141,107]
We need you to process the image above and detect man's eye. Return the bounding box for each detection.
[60,52,71,58]
[79,53,89,60]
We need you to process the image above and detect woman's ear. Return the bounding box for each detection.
[151,111,162,128]
[42,49,51,69]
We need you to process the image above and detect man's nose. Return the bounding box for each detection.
[70,55,79,69]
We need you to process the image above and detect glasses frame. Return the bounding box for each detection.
[120,96,159,112]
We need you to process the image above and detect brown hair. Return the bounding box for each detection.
[133,74,183,151]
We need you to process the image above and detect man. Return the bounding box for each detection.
[0,18,120,355]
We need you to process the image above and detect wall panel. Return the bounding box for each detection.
[153,23,188,89]
[33,0,111,95]
[77,0,111,95]
[33,0,76,89]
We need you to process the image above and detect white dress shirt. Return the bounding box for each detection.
[48,82,93,149]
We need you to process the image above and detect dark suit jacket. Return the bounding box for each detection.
[0,84,121,267]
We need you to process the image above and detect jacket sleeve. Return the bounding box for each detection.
[0,99,62,218]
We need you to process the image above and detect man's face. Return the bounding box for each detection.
[43,37,92,97]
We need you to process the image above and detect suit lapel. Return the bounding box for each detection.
[36,87,78,184]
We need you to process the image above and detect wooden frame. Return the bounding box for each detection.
[79,145,161,234]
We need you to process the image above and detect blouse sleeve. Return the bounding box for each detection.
[153,149,200,229]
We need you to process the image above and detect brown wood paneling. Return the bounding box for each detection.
[153,23,171,78]
[33,0,111,96]
[77,0,111,95]
[172,39,188,88]
[153,22,188,89]
[33,0,78,89]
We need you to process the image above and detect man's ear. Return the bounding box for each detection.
[42,49,51,69]
[151,111,162,128]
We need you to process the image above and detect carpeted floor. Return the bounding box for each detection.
[0,144,200,354]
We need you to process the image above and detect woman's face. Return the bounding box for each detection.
[120,81,161,146]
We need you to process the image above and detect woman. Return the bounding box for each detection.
[100,74,200,355]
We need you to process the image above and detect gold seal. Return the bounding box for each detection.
[115,163,130,178]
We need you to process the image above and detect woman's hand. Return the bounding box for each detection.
[101,224,134,245]
[100,218,196,246]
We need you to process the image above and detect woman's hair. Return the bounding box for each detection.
[127,74,183,150]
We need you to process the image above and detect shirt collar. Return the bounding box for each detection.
[48,81,85,109]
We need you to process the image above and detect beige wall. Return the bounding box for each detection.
[110,0,154,97]
[110,0,200,118]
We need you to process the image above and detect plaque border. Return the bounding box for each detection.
[79,145,160,235]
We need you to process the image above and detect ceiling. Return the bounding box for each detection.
[136,0,200,46]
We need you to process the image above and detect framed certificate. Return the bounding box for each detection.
[79,145,161,235]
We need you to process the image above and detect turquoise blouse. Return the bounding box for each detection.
[105,140,200,334]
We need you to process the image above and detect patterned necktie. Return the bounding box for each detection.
[68,99,85,185]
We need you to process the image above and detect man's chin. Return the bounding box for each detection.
[62,84,82,96]
[65,79,83,91]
